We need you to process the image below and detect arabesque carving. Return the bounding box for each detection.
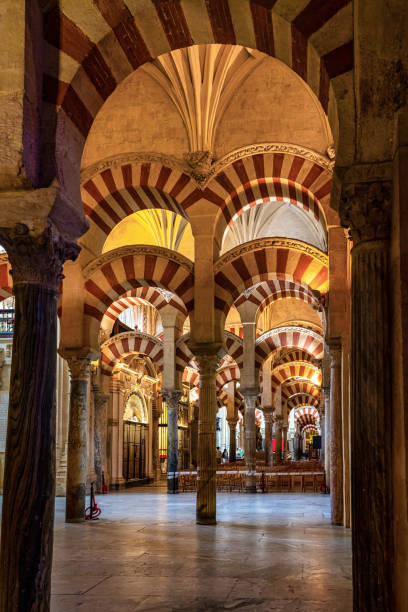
[340,180,392,243]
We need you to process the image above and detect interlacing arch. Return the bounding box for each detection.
[101,331,163,375]
[43,2,352,156]
[272,349,321,369]
[255,326,324,369]
[234,278,320,313]
[216,364,240,391]
[83,246,194,349]
[271,362,322,393]
[214,238,328,318]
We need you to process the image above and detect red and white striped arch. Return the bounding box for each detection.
[102,286,186,331]
[294,406,320,428]
[235,278,319,313]
[287,394,320,412]
[43,1,352,152]
[83,247,194,349]
[182,366,199,388]
[209,152,333,236]
[271,362,322,393]
[81,160,200,254]
[255,326,324,369]
[273,349,320,369]
[216,365,240,391]
[282,381,321,402]
[214,239,328,316]
[101,331,163,375]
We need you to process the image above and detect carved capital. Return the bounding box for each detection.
[327,337,342,363]
[339,181,392,244]
[227,417,239,427]
[67,357,92,381]
[162,390,183,411]
[0,222,79,292]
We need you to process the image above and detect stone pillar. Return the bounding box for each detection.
[341,180,392,611]
[162,390,182,493]
[0,222,78,611]
[320,405,325,467]
[56,358,70,496]
[189,403,199,468]
[243,391,257,492]
[227,417,238,462]
[323,385,331,486]
[65,357,91,522]
[108,375,125,488]
[328,339,343,525]
[263,409,274,466]
[92,384,109,493]
[275,416,283,464]
[196,350,218,524]
[282,424,288,461]
[151,394,162,481]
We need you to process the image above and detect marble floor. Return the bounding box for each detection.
[50,488,352,611]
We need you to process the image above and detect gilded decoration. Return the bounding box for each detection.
[124,391,148,424]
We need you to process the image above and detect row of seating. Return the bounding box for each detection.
[178,471,326,493]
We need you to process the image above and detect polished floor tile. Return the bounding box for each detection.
[50,489,351,611]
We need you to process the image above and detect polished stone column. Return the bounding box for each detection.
[243,391,257,492]
[151,394,162,481]
[341,180,392,611]
[196,351,218,524]
[227,417,238,462]
[0,222,78,611]
[328,339,343,525]
[66,357,91,522]
[162,390,182,493]
[92,384,109,493]
[108,376,125,488]
[274,416,283,464]
[319,405,325,467]
[263,409,274,466]
[323,385,331,486]
[189,403,199,468]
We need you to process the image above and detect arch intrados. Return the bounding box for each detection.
[100,330,163,374]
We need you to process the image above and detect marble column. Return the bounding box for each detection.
[151,394,162,481]
[92,384,109,493]
[263,409,274,466]
[65,357,91,522]
[163,390,182,493]
[227,417,238,462]
[243,391,257,492]
[319,405,325,467]
[189,403,199,468]
[323,385,331,486]
[108,375,125,488]
[0,222,78,611]
[328,339,343,525]
[341,180,392,611]
[275,416,283,464]
[196,351,218,524]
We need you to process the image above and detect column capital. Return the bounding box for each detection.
[66,357,92,381]
[339,180,392,244]
[327,337,342,359]
[227,416,239,427]
[161,389,183,409]
[0,221,79,292]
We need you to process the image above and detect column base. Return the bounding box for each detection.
[167,476,178,494]
[196,516,217,525]
[65,517,85,523]
[245,486,257,494]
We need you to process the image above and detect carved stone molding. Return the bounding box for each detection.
[339,181,392,244]
[184,150,214,185]
[214,237,328,273]
[0,222,79,291]
[162,390,183,410]
[67,357,92,381]
[83,244,194,278]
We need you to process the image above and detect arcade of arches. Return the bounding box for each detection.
[0,1,407,610]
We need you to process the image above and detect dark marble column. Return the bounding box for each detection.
[328,339,343,525]
[322,385,331,486]
[282,425,288,461]
[189,403,199,468]
[227,417,238,462]
[0,222,78,611]
[274,415,283,465]
[196,351,218,524]
[341,180,392,611]
[319,403,326,467]
[151,394,162,481]
[243,391,257,492]
[162,391,182,493]
[66,357,91,522]
[92,384,109,493]
[263,409,274,466]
